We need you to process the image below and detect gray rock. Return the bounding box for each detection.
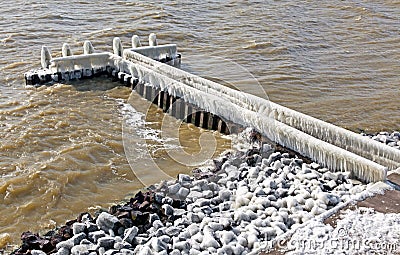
[114,241,132,250]
[170,250,181,255]
[226,181,236,190]
[178,174,192,184]
[200,232,220,250]
[247,233,259,249]
[267,194,277,202]
[73,223,87,235]
[177,187,190,199]
[97,236,115,249]
[162,196,173,205]
[154,192,164,203]
[197,198,210,207]
[86,222,98,233]
[56,240,74,250]
[173,240,191,251]
[123,226,139,244]
[150,237,168,252]
[88,230,106,243]
[56,247,70,255]
[187,224,200,236]
[149,214,160,224]
[98,247,105,255]
[133,236,149,245]
[310,162,320,169]
[71,245,90,255]
[208,183,219,192]
[200,206,213,215]
[280,158,292,166]
[202,190,214,199]
[302,172,319,180]
[120,249,134,255]
[187,190,203,199]
[248,166,260,178]
[218,201,231,211]
[267,152,281,165]
[104,249,119,255]
[96,212,119,232]
[263,180,277,189]
[31,250,47,255]
[326,180,337,190]
[208,222,223,232]
[218,190,231,201]
[153,220,164,229]
[135,245,152,255]
[261,143,274,158]
[169,183,182,195]
[237,235,248,247]
[317,192,340,206]
[272,161,282,171]
[322,172,338,182]
[71,233,87,245]
[80,239,92,245]
[165,226,181,236]
[162,204,174,216]
[218,231,236,245]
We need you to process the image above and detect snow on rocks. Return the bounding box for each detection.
[12,129,372,255]
[283,207,400,255]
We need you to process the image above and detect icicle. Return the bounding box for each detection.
[149,33,157,46]
[40,46,52,69]
[113,37,123,57]
[132,35,142,48]
[62,43,72,57]
[83,40,95,55]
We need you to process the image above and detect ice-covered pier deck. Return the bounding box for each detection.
[24,34,400,183]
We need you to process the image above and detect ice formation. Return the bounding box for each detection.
[283,207,400,255]
[121,50,389,182]
[62,43,72,57]
[28,36,397,182]
[40,46,52,69]
[127,44,178,62]
[83,40,95,55]
[49,53,112,73]
[113,37,123,57]
[123,50,400,171]
[131,35,142,48]
[149,33,157,46]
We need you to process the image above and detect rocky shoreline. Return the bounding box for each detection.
[10,129,398,255]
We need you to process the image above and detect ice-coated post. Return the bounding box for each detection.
[113,37,123,57]
[83,40,95,55]
[62,43,72,57]
[149,33,157,46]
[41,46,52,69]
[132,35,142,48]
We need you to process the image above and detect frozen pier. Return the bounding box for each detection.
[24,34,400,183]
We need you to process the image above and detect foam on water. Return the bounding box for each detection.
[116,98,180,152]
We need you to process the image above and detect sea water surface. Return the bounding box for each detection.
[0,0,399,246]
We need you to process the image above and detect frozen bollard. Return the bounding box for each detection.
[62,43,72,57]
[149,33,157,46]
[83,40,95,55]
[113,37,123,57]
[41,46,52,69]
[132,35,142,48]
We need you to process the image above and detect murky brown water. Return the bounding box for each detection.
[0,0,399,246]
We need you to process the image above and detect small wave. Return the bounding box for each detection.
[118,100,178,148]
[242,40,273,49]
